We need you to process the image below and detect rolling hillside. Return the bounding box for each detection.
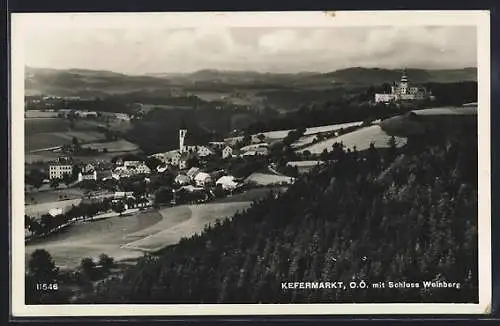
[25,67,477,97]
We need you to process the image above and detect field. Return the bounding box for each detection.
[25,210,163,269]
[25,200,254,268]
[25,110,60,118]
[121,202,253,252]
[212,187,281,204]
[287,160,324,173]
[296,125,407,154]
[225,121,363,143]
[412,106,477,116]
[81,139,139,152]
[25,117,106,152]
[25,188,87,205]
[291,135,317,148]
[140,104,192,112]
[245,173,295,186]
[189,91,261,106]
[25,198,83,218]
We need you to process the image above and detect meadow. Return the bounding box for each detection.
[81,139,139,153]
[25,210,163,269]
[296,125,407,154]
[25,117,107,152]
[245,173,295,186]
[121,202,253,252]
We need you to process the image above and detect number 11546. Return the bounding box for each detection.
[35,283,58,291]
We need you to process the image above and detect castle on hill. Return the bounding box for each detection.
[374,70,435,103]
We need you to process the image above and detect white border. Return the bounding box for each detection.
[10,10,491,317]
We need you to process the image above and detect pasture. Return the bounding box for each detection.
[25,210,163,269]
[245,173,295,186]
[225,121,364,143]
[81,139,139,153]
[25,198,83,218]
[296,125,407,154]
[24,110,60,118]
[25,188,87,205]
[25,117,107,152]
[121,202,253,252]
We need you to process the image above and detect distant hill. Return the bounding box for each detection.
[25,66,172,97]
[319,67,477,85]
[25,66,477,97]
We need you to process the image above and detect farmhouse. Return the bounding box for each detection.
[216,175,239,190]
[162,150,182,166]
[242,147,268,157]
[222,145,233,159]
[194,172,212,187]
[197,146,214,157]
[135,163,151,175]
[208,141,226,149]
[114,191,134,199]
[49,164,73,180]
[123,161,142,168]
[78,170,97,182]
[48,208,63,217]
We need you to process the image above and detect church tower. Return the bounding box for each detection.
[179,120,187,153]
[399,69,408,95]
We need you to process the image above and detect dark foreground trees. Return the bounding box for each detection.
[84,127,478,304]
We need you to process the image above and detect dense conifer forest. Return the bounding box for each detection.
[73,124,478,304]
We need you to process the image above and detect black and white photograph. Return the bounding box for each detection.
[11,11,491,316]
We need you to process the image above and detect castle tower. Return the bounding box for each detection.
[179,120,187,153]
[399,69,408,95]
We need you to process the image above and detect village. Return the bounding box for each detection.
[24,119,307,239]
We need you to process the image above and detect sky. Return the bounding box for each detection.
[22,26,477,74]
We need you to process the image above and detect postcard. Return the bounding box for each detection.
[10,10,491,317]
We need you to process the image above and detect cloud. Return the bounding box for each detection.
[22,26,477,74]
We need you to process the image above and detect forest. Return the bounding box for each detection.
[51,121,478,304]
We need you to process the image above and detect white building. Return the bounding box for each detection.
[209,141,226,149]
[114,191,134,199]
[82,163,95,173]
[78,170,97,182]
[374,70,433,103]
[135,163,151,175]
[157,164,169,173]
[48,208,63,217]
[194,172,212,187]
[123,160,141,168]
[216,175,239,190]
[114,113,131,121]
[49,164,73,180]
[197,146,214,157]
[222,146,233,159]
